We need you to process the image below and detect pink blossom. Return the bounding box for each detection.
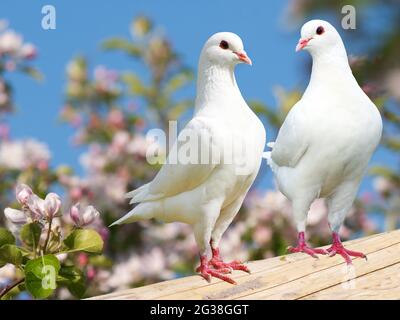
[37,160,49,171]
[98,227,109,242]
[0,139,51,170]
[15,184,33,205]
[19,43,37,59]
[70,203,100,227]
[253,226,272,245]
[0,123,9,140]
[78,253,88,267]
[373,176,392,196]
[43,192,61,218]
[360,192,374,204]
[107,109,125,128]
[111,131,130,153]
[87,266,96,281]
[26,194,45,220]
[0,30,23,54]
[70,187,83,201]
[94,66,118,84]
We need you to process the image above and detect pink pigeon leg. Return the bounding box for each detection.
[208,241,250,273]
[326,232,367,265]
[196,254,237,285]
[287,231,328,258]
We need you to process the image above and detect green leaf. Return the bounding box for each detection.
[122,72,146,95]
[63,229,103,254]
[249,101,282,128]
[370,166,397,179]
[57,266,86,299]
[167,99,193,120]
[0,228,15,247]
[102,38,142,56]
[164,70,194,94]
[19,66,44,81]
[20,222,42,250]
[24,254,60,299]
[0,244,23,267]
[383,137,400,151]
[89,255,113,268]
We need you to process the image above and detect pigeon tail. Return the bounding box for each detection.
[125,183,154,204]
[263,151,279,174]
[263,141,279,174]
[125,183,149,198]
[109,202,157,227]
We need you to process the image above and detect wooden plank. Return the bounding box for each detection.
[160,230,400,300]
[237,241,400,299]
[90,253,308,300]
[88,230,400,300]
[89,232,378,300]
[301,262,400,300]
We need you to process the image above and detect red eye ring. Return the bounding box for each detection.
[316,26,325,35]
[219,40,229,50]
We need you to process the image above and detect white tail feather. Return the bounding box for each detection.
[125,183,149,199]
[109,202,157,227]
[263,151,279,175]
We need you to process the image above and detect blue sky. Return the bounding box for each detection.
[0,0,394,194]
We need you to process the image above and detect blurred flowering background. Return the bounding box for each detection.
[0,0,398,299]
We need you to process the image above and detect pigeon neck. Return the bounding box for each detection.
[308,44,355,88]
[195,59,240,110]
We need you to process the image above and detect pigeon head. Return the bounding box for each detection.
[200,32,252,67]
[296,20,345,56]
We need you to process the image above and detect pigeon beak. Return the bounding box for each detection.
[235,51,252,65]
[295,38,311,52]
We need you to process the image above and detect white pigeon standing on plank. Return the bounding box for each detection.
[264,20,382,264]
[111,32,266,284]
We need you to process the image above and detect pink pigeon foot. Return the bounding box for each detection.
[196,255,236,285]
[326,232,367,265]
[209,246,250,274]
[287,232,328,258]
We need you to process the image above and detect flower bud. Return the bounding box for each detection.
[44,193,61,218]
[82,205,99,225]
[70,203,81,226]
[70,203,99,227]
[20,43,37,59]
[15,184,33,205]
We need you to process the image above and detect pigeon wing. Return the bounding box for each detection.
[271,102,309,168]
[129,117,221,203]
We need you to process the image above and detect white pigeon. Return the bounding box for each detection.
[264,20,382,264]
[111,32,266,284]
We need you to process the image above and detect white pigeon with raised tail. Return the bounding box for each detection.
[264,20,382,264]
[111,32,266,284]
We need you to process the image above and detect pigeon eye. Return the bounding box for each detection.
[219,40,229,50]
[316,26,325,35]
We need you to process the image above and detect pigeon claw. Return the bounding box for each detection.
[209,244,251,274]
[287,232,328,259]
[287,244,328,259]
[326,244,367,265]
[327,232,367,265]
[196,254,237,284]
[196,264,237,285]
[209,258,251,274]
